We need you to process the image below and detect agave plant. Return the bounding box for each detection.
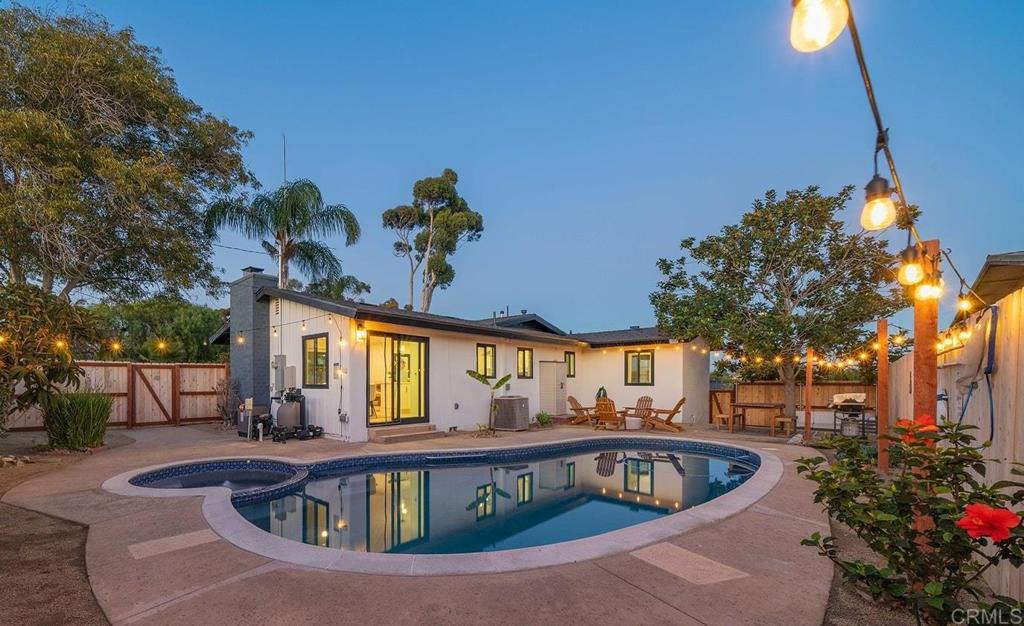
[207,179,360,288]
[466,370,512,430]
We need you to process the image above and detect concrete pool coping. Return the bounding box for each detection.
[102,435,783,576]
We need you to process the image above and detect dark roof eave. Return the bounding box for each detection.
[580,337,675,348]
[255,286,584,347]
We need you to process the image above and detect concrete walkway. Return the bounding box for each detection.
[4,426,832,625]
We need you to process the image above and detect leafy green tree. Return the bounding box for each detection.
[0,5,252,300]
[90,297,227,363]
[208,179,360,288]
[382,169,483,312]
[651,186,903,417]
[0,283,103,432]
[306,275,371,301]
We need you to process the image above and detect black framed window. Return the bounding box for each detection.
[624,349,654,386]
[517,347,533,378]
[624,459,654,495]
[517,473,534,505]
[476,343,496,378]
[302,333,329,388]
[476,484,495,520]
[564,351,576,378]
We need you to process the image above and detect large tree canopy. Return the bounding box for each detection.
[0,5,252,300]
[89,297,227,363]
[650,186,904,417]
[207,178,360,289]
[382,168,483,312]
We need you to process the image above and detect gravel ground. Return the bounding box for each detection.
[821,519,916,626]
[0,431,131,626]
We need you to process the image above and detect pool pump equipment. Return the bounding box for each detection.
[239,389,324,444]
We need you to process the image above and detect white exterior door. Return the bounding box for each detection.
[539,361,567,415]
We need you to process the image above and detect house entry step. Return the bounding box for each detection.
[368,423,446,444]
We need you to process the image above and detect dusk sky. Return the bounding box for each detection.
[55,1,1024,332]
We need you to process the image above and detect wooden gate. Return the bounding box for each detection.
[6,361,228,431]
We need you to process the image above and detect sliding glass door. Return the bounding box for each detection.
[367,332,428,426]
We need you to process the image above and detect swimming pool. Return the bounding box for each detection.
[236,447,754,554]
[109,437,776,573]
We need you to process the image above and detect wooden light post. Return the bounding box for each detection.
[803,348,814,442]
[912,240,941,427]
[876,319,889,473]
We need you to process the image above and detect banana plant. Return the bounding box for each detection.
[465,370,512,430]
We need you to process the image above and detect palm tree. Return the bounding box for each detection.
[207,179,360,288]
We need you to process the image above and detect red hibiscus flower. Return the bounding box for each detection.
[895,419,939,444]
[956,503,1021,542]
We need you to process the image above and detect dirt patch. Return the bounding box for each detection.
[0,431,133,626]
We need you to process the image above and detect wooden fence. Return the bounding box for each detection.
[6,361,228,431]
[889,285,1023,599]
[709,381,876,428]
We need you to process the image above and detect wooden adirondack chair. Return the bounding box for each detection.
[593,397,624,430]
[622,396,654,426]
[567,396,596,425]
[646,398,686,432]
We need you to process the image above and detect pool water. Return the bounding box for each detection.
[146,469,293,491]
[236,449,754,554]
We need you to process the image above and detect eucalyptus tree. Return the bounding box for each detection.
[382,169,483,312]
[651,185,904,417]
[207,179,360,288]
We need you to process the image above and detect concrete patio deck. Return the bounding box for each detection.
[4,425,832,625]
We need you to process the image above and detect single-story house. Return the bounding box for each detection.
[217,267,710,442]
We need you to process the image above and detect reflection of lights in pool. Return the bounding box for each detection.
[675,502,680,509]
[601,488,606,494]
[655,499,660,506]
[320,530,328,538]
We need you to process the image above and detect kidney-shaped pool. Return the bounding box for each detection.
[224,439,759,555]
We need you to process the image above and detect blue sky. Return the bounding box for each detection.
[54,1,1024,331]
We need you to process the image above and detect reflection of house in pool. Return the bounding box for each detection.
[239,452,753,554]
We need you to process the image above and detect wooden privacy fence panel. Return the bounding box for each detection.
[7,361,227,431]
[709,381,876,427]
[889,286,1023,600]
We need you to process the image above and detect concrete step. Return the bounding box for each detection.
[373,429,447,444]
[368,423,440,443]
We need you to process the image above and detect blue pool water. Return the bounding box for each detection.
[235,448,754,554]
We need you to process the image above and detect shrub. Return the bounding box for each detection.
[535,412,553,427]
[797,421,1024,624]
[44,392,113,449]
[0,283,103,433]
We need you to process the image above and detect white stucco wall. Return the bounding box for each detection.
[566,343,710,425]
[264,297,710,441]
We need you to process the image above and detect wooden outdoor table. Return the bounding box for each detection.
[730,402,786,433]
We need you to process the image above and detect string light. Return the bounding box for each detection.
[236,333,246,344]
[0,335,7,344]
[54,338,67,350]
[957,295,972,312]
[156,340,168,351]
[301,320,307,331]
[272,326,278,337]
[110,340,122,353]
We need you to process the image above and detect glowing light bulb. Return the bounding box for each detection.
[236,334,245,344]
[897,245,926,286]
[957,297,972,312]
[792,355,801,363]
[958,329,971,341]
[754,356,764,364]
[942,336,954,348]
[893,334,906,345]
[914,278,944,301]
[54,339,67,350]
[871,341,880,350]
[773,356,783,364]
[790,0,849,52]
[156,340,168,351]
[0,335,7,344]
[860,175,897,231]
[110,341,122,353]
[858,352,868,361]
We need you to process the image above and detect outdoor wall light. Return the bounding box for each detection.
[355,323,367,342]
[896,245,926,286]
[860,174,897,231]
[790,0,849,53]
